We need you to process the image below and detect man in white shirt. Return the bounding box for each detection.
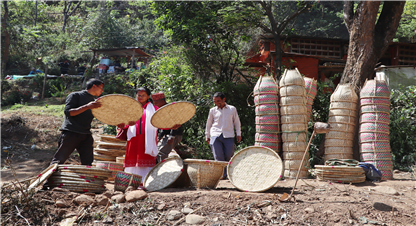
[205,92,242,179]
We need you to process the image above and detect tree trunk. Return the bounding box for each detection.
[1,1,10,75]
[34,0,37,26]
[340,1,405,160]
[341,1,405,92]
[62,1,82,33]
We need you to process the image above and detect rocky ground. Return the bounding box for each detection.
[1,109,415,226]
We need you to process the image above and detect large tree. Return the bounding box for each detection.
[341,1,405,91]
[1,1,10,74]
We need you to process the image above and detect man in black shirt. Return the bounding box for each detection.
[50,78,104,166]
[152,92,183,163]
[58,60,70,75]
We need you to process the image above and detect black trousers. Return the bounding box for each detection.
[51,131,94,165]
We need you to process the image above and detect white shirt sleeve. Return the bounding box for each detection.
[233,107,241,136]
[205,108,214,139]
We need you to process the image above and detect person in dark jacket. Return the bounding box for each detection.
[152,92,183,163]
[58,60,70,75]
[49,78,104,166]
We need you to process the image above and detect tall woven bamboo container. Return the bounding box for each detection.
[280,68,308,178]
[253,75,280,152]
[324,84,358,161]
[304,77,317,122]
[359,79,393,180]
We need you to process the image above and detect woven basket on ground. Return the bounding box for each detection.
[253,75,279,95]
[360,79,390,98]
[95,161,124,181]
[227,146,283,192]
[96,141,126,150]
[324,84,358,161]
[116,156,125,164]
[281,133,308,143]
[143,156,184,191]
[360,97,390,106]
[94,148,126,157]
[184,159,228,189]
[114,171,142,192]
[94,152,117,162]
[254,94,279,106]
[315,165,365,183]
[91,94,143,126]
[254,142,279,150]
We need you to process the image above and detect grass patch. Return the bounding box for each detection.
[1,98,66,118]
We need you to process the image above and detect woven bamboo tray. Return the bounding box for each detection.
[96,141,127,150]
[28,163,58,191]
[143,156,184,191]
[91,94,143,126]
[184,159,228,189]
[151,101,196,128]
[51,172,108,181]
[58,165,112,178]
[94,152,117,161]
[227,146,283,192]
[98,134,127,143]
[94,148,126,157]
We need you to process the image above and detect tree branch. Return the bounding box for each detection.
[373,1,405,57]
[68,1,82,16]
[277,2,312,33]
[343,1,354,33]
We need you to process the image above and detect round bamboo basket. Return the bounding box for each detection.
[282,142,307,152]
[360,97,390,106]
[150,101,196,129]
[227,146,283,192]
[325,139,354,147]
[360,105,390,114]
[328,115,356,125]
[253,75,279,95]
[329,109,358,117]
[254,142,279,150]
[255,133,280,142]
[143,156,184,191]
[279,85,306,97]
[91,94,143,126]
[280,68,305,87]
[255,104,279,116]
[284,160,307,172]
[282,151,305,160]
[281,123,307,132]
[96,141,126,150]
[361,152,392,161]
[254,94,279,106]
[94,152,117,161]
[114,172,142,192]
[360,79,390,98]
[379,170,393,180]
[281,115,308,124]
[94,148,126,157]
[284,169,308,179]
[330,84,358,103]
[281,133,308,142]
[280,106,307,115]
[325,131,354,140]
[256,124,280,133]
[255,115,280,124]
[360,112,390,124]
[325,146,353,154]
[327,123,355,133]
[360,142,391,153]
[362,160,393,170]
[360,123,390,134]
[359,132,389,142]
[280,96,305,106]
[324,153,354,160]
[329,101,357,110]
[98,134,126,143]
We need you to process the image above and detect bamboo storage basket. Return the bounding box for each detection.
[359,79,393,180]
[324,84,358,161]
[280,68,309,178]
[315,165,365,183]
[304,77,317,122]
[184,159,228,189]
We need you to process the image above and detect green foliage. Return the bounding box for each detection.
[390,85,416,171]
[140,47,255,159]
[395,1,416,42]
[103,125,117,136]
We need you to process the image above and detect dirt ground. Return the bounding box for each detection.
[1,110,415,226]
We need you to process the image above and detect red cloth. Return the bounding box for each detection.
[123,102,159,167]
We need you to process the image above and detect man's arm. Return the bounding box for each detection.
[233,107,242,143]
[68,101,101,116]
[64,93,101,117]
[205,109,214,144]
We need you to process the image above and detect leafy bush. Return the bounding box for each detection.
[390,85,416,171]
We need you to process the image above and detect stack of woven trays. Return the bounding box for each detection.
[315,164,365,183]
[95,161,124,181]
[359,79,393,180]
[48,165,112,193]
[253,75,281,152]
[304,77,317,122]
[279,68,309,178]
[324,84,358,161]
[93,135,126,163]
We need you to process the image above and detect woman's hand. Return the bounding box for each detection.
[117,123,125,129]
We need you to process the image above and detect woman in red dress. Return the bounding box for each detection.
[116,87,159,180]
